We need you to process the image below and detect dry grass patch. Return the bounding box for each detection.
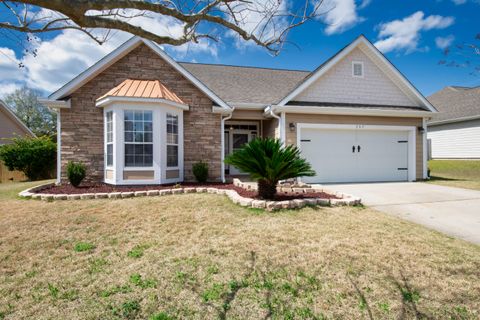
[0,181,479,319]
[428,160,480,191]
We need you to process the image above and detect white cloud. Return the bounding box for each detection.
[0,9,218,95]
[374,11,455,53]
[0,83,23,99]
[435,35,455,49]
[319,0,366,35]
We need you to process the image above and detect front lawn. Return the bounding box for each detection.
[0,181,479,319]
[428,160,480,191]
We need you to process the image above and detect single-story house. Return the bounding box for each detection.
[427,86,480,159]
[0,100,36,182]
[41,35,436,185]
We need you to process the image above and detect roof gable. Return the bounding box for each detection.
[277,35,437,112]
[0,100,35,139]
[428,86,480,124]
[49,37,231,110]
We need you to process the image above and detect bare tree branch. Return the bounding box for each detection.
[0,0,324,55]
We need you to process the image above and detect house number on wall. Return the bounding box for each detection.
[356,125,365,129]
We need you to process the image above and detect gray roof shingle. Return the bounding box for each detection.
[428,86,480,124]
[179,62,309,104]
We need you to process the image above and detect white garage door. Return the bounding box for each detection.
[300,127,409,183]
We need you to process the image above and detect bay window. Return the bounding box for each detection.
[102,104,185,185]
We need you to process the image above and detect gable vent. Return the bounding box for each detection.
[352,61,364,78]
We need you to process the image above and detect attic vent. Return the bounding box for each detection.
[352,61,364,78]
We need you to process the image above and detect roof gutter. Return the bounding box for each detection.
[39,98,71,109]
[269,105,435,118]
[428,114,480,126]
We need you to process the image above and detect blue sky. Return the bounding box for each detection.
[0,0,478,98]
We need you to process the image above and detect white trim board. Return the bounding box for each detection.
[277,35,437,113]
[266,105,434,118]
[296,123,417,182]
[96,96,189,110]
[48,36,231,111]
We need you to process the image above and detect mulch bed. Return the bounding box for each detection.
[36,183,339,201]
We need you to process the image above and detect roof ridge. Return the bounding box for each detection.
[178,61,311,73]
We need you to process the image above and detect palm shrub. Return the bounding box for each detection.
[225,138,316,200]
[66,161,86,187]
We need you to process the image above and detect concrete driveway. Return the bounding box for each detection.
[322,182,480,245]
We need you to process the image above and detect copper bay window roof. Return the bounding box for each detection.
[97,79,185,105]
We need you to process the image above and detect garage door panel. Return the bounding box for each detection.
[300,129,357,183]
[356,130,408,182]
[299,127,410,183]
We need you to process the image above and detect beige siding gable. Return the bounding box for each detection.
[294,48,417,107]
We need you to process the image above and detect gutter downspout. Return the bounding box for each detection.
[51,108,61,185]
[268,105,284,144]
[221,107,235,183]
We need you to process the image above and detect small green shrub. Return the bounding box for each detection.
[192,161,209,183]
[74,242,95,252]
[127,244,149,259]
[66,161,86,187]
[150,312,174,320]
[0,136,56,180]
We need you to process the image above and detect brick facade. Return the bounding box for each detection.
[60,44,221,183]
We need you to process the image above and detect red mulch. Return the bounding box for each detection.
[35,182,339,201]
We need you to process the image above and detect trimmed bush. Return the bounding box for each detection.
[0,136,56,180]
[225,138,315,200]
[66,161,86,187]
[192,161,209,183]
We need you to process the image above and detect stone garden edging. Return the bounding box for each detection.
[18,181,361,211]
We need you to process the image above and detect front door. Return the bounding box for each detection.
[225,123,258,175]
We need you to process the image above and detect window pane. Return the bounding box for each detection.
[125,144,135,155]
[167,145,178,167]
[144,132,153,143]
[134,121,143,132]
[144,122,152,132]
[144,144,153,155]
[135,132,143,142]
[144,111,152,121]
[144,156,153,166]
[125,132,133,142]
[125,155,134,167]
[106,144,113,166]
[124,111,134,121]
[124,121,133,131]
[134,111,143,121]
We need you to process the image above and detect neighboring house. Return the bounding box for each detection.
[41,35,436,185]
[0,100,35,182]
[427,86,480,159]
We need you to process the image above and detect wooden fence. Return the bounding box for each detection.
[0,161,27,183]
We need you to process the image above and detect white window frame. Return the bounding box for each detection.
[102,102,184,185]
[105,110,114,168]
[123,110,154,169]
[166,113,179,169]
[352,61,364,78]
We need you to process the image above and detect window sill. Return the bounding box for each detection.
[123,167,155,171]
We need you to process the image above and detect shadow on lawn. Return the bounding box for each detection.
[348,269,434,320]
[428,175,464,182]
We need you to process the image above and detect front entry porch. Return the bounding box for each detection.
[224,121,259,176]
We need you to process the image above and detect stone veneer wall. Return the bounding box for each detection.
[60,44,221,183]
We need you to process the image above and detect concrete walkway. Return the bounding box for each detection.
[321,182,480,245]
